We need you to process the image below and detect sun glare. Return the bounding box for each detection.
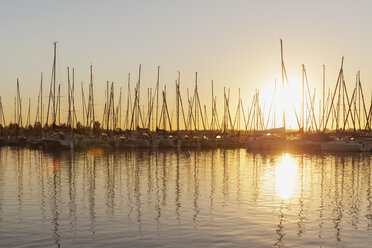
[260,78,302,129]
[275,154,298,199]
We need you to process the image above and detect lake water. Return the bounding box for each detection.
[0,147,371,247]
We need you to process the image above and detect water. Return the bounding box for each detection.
[0,147,371,247]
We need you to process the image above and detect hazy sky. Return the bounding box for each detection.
[1,0,372,127]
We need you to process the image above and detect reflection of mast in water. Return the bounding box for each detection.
[51,156,61,247]
[154,151,161,234]
[27,150,32,195]
[105,152,116,216]
[193,150,200,226]
[37,151,47,223]
[222,149,229,207]
[0,148,5,222]
[68,151,77,233]
[367,155,372,231]
[350,155,361,230]
[297,155,306,237]
[251,153,260,207]
[161,152,168,211]
[87,153,97,235]
[332,156,345,243]
[236,149,241,203]
[275,201,286,248]
[124,152,134,221]
[134,151,142,234]
[318,154,325,238]
[175,150,181,223]
[147,151,153,208]
[117,151,124,208]
[209,150,216,221]
[16,149,24,222]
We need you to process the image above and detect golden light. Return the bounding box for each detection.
[260,77,303,129]
[277,81,302,129]
[275,153,298,199]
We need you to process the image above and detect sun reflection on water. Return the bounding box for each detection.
[275,153,298,199]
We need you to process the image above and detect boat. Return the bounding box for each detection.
[137,137,151,148]
[200,136,217,149]
[119,136,139,149]
[286,139,321,151]
[157,135,176,148]
[321,140,371,152]
[246,138,285,151]
[27,137,44,149]
[42,133,77,150]
[181,135,201,149]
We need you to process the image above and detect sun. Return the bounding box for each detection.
[260,77,303,129]
[277,81,303,129]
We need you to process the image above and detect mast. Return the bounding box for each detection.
[358,74,370,129]
[106,81,109,131]
[67,67,71,128]
[136,65,141,128]
[81,82,86,126]
[156,66,160,130]
[237,88,241,131]
[280,39,289,129]
[176,77,180,132]
[211,80,214,130]
[72,68,77,129]
[118,87,122,129]
[14,97,16,125]
[45,42,57,126]
[323,57,344,132]
[86,65,95,128]
[57,84,61,125]
[52,42,57,124]
[26,98,31,127]
[125,73,131,130]
[16,78,22,127]
[0,97,5,127]
[322,65,325,130]
[40,73,43,125]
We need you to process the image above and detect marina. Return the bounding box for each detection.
[0,41,371,153]
[2,1,372,247]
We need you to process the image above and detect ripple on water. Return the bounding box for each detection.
[0,147,371,247]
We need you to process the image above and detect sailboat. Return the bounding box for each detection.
[321,140,371,152]
[43,132,77,150]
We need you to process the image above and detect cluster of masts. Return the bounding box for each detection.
[0,41,372,136]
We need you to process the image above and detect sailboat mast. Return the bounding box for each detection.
[176,74,180,132]
[211,80,214,130]
[322,65,325,130]
[52,42,57,124]
[40,73,43,125]
[280,39,286,130]
[156,66,160,130]
[68,67,71,127]
[26,98,31,127]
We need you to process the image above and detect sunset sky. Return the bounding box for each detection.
[1,0,372,128]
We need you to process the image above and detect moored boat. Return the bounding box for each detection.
[43,133,77,150]
[321,140,371,152]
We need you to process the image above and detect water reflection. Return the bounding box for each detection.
[0,148,371,247]
[275,154,298,199]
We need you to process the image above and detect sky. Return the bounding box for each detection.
[1,0,372,129]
